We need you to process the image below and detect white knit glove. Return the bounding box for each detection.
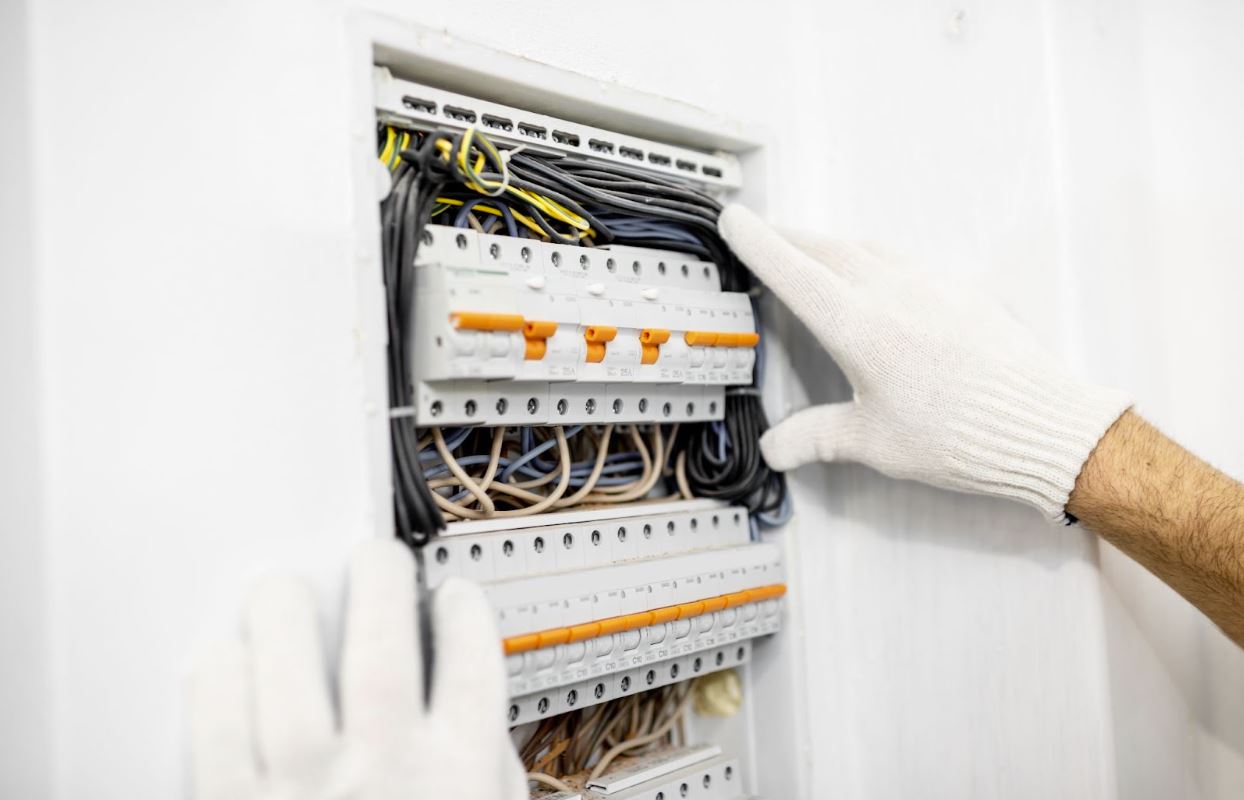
[187,539,526,800]
[721,205,1132,521]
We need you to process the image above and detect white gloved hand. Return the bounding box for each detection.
[188,539,526,800]
[720,205,1132,521]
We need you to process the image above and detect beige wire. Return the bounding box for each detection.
[426,421,679,518]
[583,427,664,504]
[675,449,694,499]
[584,427,652,495]
[432,428,495,515]
[587,688,693,782]
[430,427,572,519]
[431,424,614,514]
[477,425,505,491]
[510,427,566,489]
[527,772,575,794]
[552,424,614,507]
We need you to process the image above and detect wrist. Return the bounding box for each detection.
[947,367,1132,521]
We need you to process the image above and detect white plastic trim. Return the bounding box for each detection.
[376,68,743,189]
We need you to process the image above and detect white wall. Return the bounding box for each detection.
[1051,1,1244,797]
[4,0,1242,797]
[1,0,53,796]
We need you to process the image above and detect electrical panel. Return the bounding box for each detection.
[373,59,790,799]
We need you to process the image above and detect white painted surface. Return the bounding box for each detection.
[3,0,1242,797]
[0,1,53,797]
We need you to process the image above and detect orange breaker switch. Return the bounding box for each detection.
[498,582,788,655]
[639,328,670,365]
[449,311,525,331]
[583,325,617,363]
[683,330,719,347]
[684,330,760,347]
[523,319,557,360]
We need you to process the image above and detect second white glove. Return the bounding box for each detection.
[187,539,526,800]
[720,205,1131,522]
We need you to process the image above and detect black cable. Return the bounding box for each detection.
[380,131,449,546]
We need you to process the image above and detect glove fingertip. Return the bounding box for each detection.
[718,203,757,243]
[759,428,808,472]
[351,537,415,581]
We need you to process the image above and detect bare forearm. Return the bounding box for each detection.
[1068,411,1244,646]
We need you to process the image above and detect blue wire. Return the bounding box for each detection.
[418,427,472,461]
[454,198,518,237]
[756,490,794,528]
[422,454,504,480]
[500,425,584,482]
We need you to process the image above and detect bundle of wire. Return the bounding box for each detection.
[379,125,789,543]
[421,424,689,521]
[519,682,693,795]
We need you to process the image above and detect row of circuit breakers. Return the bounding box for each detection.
[424,501,785,728]
[378,68,781,799]
[410,227,759,427]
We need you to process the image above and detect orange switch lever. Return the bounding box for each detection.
[584,325,617,343]
[450,311,525,331]
[584,325,616,363]
[523,320,558,361]
[524,320,558,338]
